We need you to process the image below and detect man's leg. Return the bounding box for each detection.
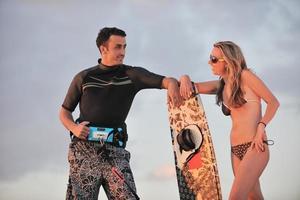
[66,140,101,200]
[66,177,75,200]
[102,146,138,200]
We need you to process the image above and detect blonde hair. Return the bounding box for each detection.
[214,41,248,107]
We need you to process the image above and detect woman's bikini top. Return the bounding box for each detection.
[221,99,260,116]
[221,102,231,116]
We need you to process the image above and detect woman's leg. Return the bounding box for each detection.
[248,181,263,200]
[229,147,269,200]
[231,151,241,176]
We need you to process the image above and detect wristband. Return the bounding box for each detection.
[258,121,267,127]
[191,81,199,95]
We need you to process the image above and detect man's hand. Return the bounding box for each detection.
[162,77,183,107]
[59,107,90,140]
[72,121,90,140]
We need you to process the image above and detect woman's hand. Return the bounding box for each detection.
[179,75,194,100]
[251,123,267,152]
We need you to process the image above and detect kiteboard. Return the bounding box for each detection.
[167,93,222,200]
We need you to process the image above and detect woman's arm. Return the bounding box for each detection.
[179,75,219,99]
[195,81,219,94]
[242,70,280,125]
[242,70,280,151]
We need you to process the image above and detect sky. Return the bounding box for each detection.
[0,0,299,199]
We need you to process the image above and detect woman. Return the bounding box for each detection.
[179,41,279,200]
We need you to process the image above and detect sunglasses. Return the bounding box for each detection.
[210,55,225,64]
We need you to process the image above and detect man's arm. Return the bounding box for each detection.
[125,67,182,106]
[59,107,90,140]
[161,77,183,107]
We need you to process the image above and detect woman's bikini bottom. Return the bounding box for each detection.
[231,140,274,160]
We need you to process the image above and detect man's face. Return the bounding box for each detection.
[101,35,126,65]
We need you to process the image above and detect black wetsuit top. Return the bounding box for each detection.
[62,61,164,128]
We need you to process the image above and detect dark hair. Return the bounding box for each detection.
[96,27,126,49]
[216,78,225,106]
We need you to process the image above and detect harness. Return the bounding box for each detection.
[88,126,128,148]
[70,119,128,148]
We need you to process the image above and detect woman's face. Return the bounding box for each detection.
[208,47,227,77]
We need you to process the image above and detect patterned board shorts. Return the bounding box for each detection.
[66,138,138,200]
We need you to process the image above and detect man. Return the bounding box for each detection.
[59,27,181,200]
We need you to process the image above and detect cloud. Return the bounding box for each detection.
[1,0,299,193]
[147,164,176,181]
[0,169,67,200]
